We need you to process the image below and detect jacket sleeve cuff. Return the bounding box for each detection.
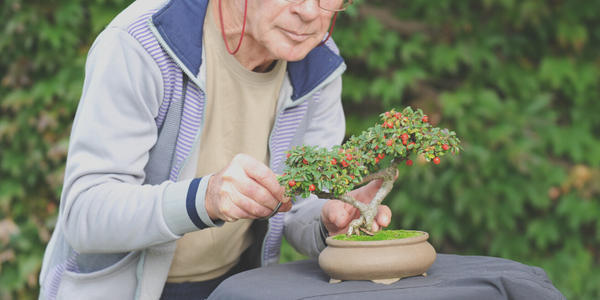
[162,174,224,236]
[317,215,329,251]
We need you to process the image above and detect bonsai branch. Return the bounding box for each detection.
[279,107,461,237]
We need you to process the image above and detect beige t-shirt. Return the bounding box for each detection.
[166,0,287,283]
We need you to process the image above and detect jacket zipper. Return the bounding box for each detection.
[146,17,207,183]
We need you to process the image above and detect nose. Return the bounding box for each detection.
[289,0,321,21]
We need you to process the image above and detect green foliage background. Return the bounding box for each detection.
[1,0,599,299]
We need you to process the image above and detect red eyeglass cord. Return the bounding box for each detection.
[318,11,338,47]
[219,0,248,55]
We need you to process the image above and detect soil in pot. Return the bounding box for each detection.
[332,229,424,242]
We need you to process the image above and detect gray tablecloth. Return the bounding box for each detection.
[208,254,566,300]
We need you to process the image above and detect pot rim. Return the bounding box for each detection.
[325,230,429,248]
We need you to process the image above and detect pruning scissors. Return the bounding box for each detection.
[258,202,282,221]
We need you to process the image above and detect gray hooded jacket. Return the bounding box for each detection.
[38,0,346,299]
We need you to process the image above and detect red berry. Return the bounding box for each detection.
[408,142,415,148]
[378,153,385,159]
[342,160,349,168]
[395,112,402,119]
[375,145,379,150]
[433,157,440,164]
[309,184,316,191]
[406,159,413,167]
[287,153,291,158]
[386,139,393,146]
[288,180,296,187]
[331,158,337,165]
[401,133,409,141]
[346,153,353,160]
[422,115,429,123]
[303,158,308,164]
[402,140,407,145]
[385,111,390,117]
[374,157,380,163]
[387,122,393,129]
[349,175,355,180]
[442,144,450,151]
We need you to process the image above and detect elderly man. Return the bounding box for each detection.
[38,0,391,299]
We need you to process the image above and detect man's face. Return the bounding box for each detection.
[245,0,335,61]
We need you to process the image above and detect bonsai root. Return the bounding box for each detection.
[359,227,374,236]
[347,216,365,236]
[346,202,381,237]
[347,213,378,236]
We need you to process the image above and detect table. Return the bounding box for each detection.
[208,254,566,300]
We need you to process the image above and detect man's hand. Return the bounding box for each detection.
[205,154,292,222]
[321,178,393,236]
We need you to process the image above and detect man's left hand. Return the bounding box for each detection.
[321,179,393,236]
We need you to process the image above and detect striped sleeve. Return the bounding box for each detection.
[162,175,224,235]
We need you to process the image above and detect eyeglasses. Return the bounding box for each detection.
[284,0,354,12]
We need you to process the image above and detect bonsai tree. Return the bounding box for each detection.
[278,107,461,237]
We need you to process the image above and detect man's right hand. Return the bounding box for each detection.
[205,154,292,222]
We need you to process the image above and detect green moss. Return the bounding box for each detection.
[332,230,423,241]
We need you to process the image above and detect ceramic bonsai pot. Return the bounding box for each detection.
[318,231,436,284]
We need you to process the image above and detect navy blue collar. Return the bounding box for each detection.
[151,0,344,101]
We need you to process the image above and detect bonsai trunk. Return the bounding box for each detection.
[317,159,402,236]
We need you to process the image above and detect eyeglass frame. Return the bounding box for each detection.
[283,0,354,12]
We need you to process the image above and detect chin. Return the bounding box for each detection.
[280,52,310,62]
[274,41,320,62]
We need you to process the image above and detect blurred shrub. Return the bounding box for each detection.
[0,1,130,299]
[1,0,599,299]
[316,0,599,299]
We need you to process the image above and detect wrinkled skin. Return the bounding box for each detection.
[205,154,292,222]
